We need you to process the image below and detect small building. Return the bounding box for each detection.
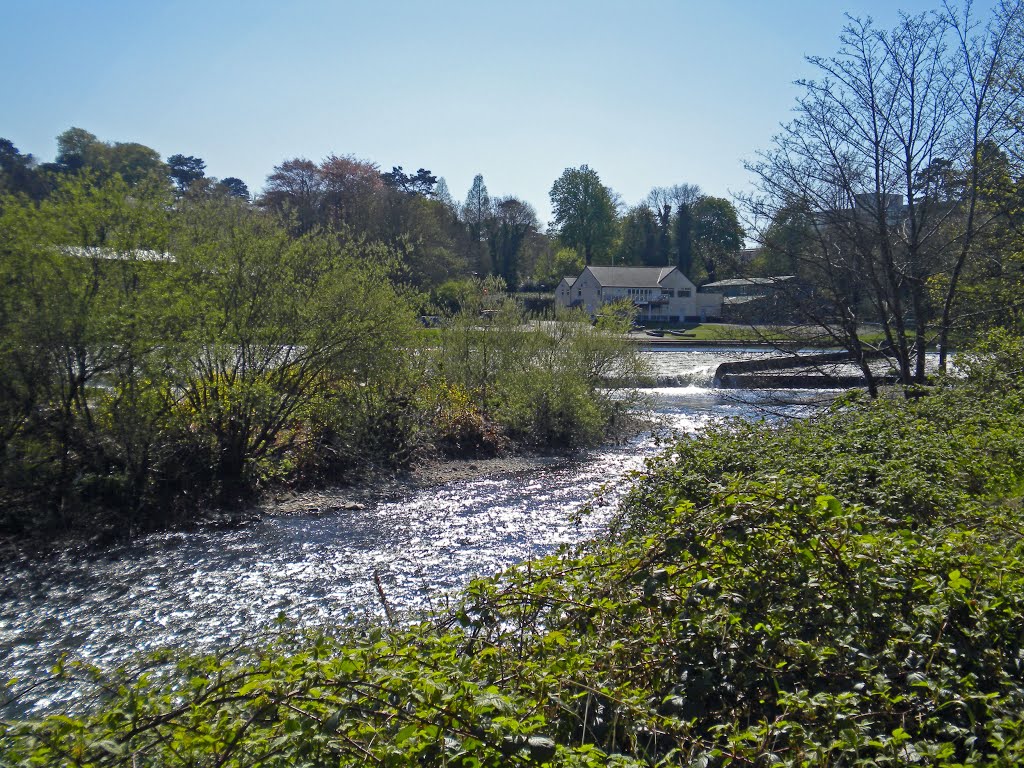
[556,266,722,323]
[699,275,800,323]
[555,276,577,308]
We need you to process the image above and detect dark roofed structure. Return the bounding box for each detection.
[586,266,678,287]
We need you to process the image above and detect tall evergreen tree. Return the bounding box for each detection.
[462,174,490,242]
[674,202,694,278]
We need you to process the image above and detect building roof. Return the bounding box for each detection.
[559,276,577,287]
[701,276,794,289]
[59,245,174,263]
[723,295,766,306]
[585,266,678,288]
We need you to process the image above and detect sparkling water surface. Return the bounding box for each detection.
[0,350,834,712]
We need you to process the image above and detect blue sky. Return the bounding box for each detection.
[2,0,995,226]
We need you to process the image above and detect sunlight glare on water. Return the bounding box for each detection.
[0,355,830,713]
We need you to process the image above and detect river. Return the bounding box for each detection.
[0,348,832,714]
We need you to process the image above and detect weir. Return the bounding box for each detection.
[713,349,891,389]
[644,348,891,389]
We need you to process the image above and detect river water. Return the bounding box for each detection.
[0,349,831,713]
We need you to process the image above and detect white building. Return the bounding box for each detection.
[555,266,722,322]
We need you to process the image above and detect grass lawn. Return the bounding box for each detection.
[637,322,827,344]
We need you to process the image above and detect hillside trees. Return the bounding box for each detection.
[260,158,326,235]
[52,127,167,185]
[217,176,250,200]
[743,2,1024,390]
[381,166,437,197]
[258,155,473,287]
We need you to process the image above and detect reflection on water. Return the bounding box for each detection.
[0,357,835,712]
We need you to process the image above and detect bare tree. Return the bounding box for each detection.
[936,0,1024,367]
[259,158,326,235]
[742,2,1024,393]
[646,184,703,212]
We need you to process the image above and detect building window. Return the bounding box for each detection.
[678,289,691,298]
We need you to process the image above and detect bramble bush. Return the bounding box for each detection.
[4,337,1024,765]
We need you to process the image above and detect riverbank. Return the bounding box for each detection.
[0,453,582,561]
[258,454,572,517]
[0,404,655,564]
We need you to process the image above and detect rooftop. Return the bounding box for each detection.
[586,266,678,287]
[701,276,794,289]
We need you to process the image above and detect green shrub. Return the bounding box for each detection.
[432,301,646,452]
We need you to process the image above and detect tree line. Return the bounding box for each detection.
[1,129,752,300]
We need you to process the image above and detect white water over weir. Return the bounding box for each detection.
[0,349,836,715]
[642,345,910,389]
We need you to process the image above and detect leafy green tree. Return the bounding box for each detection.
[692,196,743,283]
[0,173,174,529]
[486,196,537,289]
[531,245,584,288]
[0,139,47,200]
[167,154,206,193]
[168,197,417,504]
[549,165,617,265]
[51,127,167,186]
[104,142,167,185]
[383,195,468,288]
[616,204,659,265]
[54,126,98,172]
[218,177,250,200]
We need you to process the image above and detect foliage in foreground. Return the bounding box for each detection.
[4,340,1024,765]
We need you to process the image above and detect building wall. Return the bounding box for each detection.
[555,267,722,321]
[696,292,723,321]
[555,278,576,308]
[573,269,602,312]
